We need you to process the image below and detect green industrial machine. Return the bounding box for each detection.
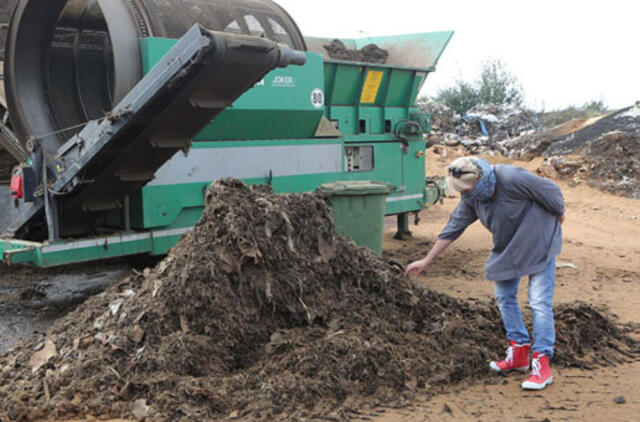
[0,0,452,267]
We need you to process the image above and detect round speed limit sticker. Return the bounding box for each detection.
[311,88,325,109]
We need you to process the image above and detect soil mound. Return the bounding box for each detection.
[0,179,637,421]
[532,103,640,198]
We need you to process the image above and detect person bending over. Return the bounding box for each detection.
[406,157,565,390]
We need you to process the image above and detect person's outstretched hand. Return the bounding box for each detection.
[405,258,429,277]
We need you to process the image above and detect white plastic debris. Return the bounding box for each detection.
[122,289,136,298]
[109,298,124,316]
[132,399,149,420]
[556,262,578,270]
[29,339,57,374]
[616,103,640,119]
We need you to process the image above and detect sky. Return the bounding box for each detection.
[277,0,640,111]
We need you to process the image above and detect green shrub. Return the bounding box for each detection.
[434,59,524,114]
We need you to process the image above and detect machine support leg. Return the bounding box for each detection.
[123,196,131,232]
[394,213,413,240]
[43,158,60,242]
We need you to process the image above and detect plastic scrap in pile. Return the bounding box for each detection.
[419,101,541,154]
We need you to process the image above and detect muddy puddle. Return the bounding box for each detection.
[0,263,132,352]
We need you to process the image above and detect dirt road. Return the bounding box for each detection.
[370,150,640,421]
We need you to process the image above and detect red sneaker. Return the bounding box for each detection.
[521,352,553,390]
[490,340,530,372]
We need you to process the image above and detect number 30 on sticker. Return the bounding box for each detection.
[311,89,325,109]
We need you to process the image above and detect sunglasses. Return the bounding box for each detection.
[448,168,476,179]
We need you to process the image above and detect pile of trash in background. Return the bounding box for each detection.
[419,100,540,154]
[421,99,640,198]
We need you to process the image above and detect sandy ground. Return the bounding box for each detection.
[366,150,640,421]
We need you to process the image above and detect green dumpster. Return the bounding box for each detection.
[318,181,395,255]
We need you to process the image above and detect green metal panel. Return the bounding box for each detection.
[327,63,363,105]
[194,111,319,141]
[384,69,414,107]
[323,58,433,138]
[323,63,337,106]
[328,106,357,135]
[140,38,325,140]
[1,234,154,267]
[409,73,427,107]
[0,239,37,265]
[384,107,410,128]
[130,182,207,229]
[358,107,385,134]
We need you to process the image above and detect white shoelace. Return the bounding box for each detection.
[531,357,542,377]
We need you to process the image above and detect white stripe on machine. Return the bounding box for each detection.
[386,193,424,203]
[41,227,193,254]
[149,144,343,187]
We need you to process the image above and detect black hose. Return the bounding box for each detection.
[393,119,422,155]
[425,178,442,205]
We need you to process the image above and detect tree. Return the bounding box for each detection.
[581,99,608,115]
[435,59,524,114]
[477,59,524,107]
[435,81,479,115]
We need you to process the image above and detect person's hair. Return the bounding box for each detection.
[446,157,482,193]
[447,157,482,176]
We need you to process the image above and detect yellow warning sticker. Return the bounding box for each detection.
[360,70,384,104]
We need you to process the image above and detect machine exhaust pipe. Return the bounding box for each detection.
[277,45,308,67]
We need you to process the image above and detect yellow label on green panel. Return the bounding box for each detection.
[360,70,384,103]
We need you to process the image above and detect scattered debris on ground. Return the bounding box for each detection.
[324,39,389,64]
[614,396,627,405]
[0,179,637,421]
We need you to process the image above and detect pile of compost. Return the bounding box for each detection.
[324,39,389,64]
[0,179,637,421]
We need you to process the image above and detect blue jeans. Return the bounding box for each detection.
[494,258,556,357]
